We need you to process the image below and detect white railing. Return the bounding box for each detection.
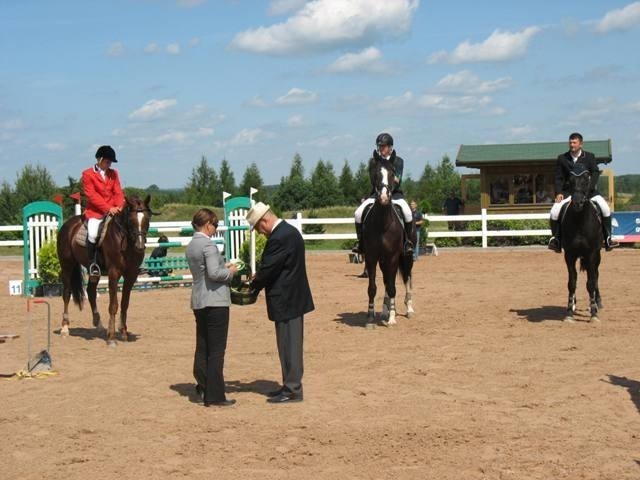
[1,209,551,250]
[286,209,550,248]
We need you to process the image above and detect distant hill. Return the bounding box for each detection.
[615,174,640,194]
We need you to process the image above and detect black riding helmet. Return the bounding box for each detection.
[376,133,393,147]
[95,145,117,163]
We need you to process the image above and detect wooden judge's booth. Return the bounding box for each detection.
[455,140,615,214]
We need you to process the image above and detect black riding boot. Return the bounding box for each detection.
[403,221,415,256]
[352,222,363,254]
[86,241,101,280]
[602,216,618,251]
[548,219,561,253]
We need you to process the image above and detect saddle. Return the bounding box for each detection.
[73,216,113,248]
[361,202,407,243]
[559,199,602,225]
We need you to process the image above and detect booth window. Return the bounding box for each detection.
[489,176,509,204]
[535,174,553,204]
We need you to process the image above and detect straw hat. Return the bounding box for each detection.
[245,202,271,230]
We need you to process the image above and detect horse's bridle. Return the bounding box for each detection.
[115,204,152,247]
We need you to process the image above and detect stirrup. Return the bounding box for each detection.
[88,262,101,279]
[604,237,618,251]
[351,243,362,254]
[404,241,414,256]
[548,237,561,253]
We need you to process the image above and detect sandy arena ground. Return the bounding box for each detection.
[1,248,639,480]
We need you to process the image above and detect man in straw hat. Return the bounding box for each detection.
[246,202,314,403]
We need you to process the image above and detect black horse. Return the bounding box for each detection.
[561,170,603,322]
[57,195,153,345]
[362,161,414,327]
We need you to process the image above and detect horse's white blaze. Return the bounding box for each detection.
[137,211,143,227]
[380,167,390,204]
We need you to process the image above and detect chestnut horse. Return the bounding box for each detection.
[56,195,152,345]
[362,161,414,327]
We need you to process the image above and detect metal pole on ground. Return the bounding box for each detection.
[249,187,258,275]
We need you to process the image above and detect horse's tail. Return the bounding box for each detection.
[71,261,84,310]
[579,257,588,272]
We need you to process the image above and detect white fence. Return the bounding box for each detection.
[287,209,550,248]
[1,209,551,251]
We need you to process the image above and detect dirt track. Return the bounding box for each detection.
[1,249,639,480]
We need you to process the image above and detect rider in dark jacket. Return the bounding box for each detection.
[548,132,617,252]
[352,133,415,256]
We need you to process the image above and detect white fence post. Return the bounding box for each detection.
[295,212,303,234]
[481,208,488,248]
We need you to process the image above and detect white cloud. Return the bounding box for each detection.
[176,0,206,7]
[144,43,159,54]
[507,125,534,137]
[287,114,304,127]
[188,37,200,48]
[228,128,272,146]
[628,100,640,111]
[487,106,507,116]
[268,0,307,16]
[275,88,318,105]
[244,95,269,108]
[417,94,492,112]
[43,143,66,152]
[230,0,419,55]
[429,26,540,64]
[296,134,354,148]
[326,47,385,73]
[435,70,512,93]
[595,2,640,33]
[129,99,178,120]
[166,43,181,55]
[107,42,125,57]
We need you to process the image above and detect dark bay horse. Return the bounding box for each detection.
[561,171,603,322]
[56,195,152,345]
[362,161,414,327]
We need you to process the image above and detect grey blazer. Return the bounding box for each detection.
[186,232,233,310]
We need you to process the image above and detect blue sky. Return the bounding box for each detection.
[2,0,639,189]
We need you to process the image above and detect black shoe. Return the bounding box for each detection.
[351,243,362,254]
[404,241,414,256]
[204,399,236,407]
[194,384,205,402]
[266,393,303,404]
[548,237,561,253]
[357,271,368,278]
[267,388,283,398]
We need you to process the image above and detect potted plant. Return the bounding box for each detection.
[36,237,62,297]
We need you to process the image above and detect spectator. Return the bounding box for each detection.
[410,200,424,261]
[149,235,172,277]
[442,191,464,230]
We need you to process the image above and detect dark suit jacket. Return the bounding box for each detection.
[250,221,314,322]
[554,150,600,197]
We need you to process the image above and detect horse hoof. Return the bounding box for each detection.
[564,316,575,323]
[366,323,376,330]
[590,316,600,323]
[107,340,117,347]
[597,302,604,310]
[388,316,397,326]
[60,326,69,337]
[406,310,413,319]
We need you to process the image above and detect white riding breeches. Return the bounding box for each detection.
[354,197,412,223]
[550,194,610,220]
[87,217,103,243]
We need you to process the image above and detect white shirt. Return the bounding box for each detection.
[94,164,106,180]
[571,149,582,163]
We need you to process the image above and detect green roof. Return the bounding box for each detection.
[456,140,612,167]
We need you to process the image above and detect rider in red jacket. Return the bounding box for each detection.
[81,145,124,278]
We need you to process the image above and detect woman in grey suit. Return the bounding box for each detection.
[186,208,238,407]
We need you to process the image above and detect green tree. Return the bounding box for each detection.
[184,156,221,206]
[338,160,358,205]
[239,163,265,201]
[0,181,19,225]
[272,154,310,211]
[309,160,340,208]
[219,158,237,196]
[353,161,371,201]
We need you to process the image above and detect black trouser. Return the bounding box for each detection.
[275,316,304,397]
[193,306,229,403]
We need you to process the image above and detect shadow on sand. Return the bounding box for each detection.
[170,379,280,404]
[53,327,139,342]
[510,305,578,323]
[603,375,640,415]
